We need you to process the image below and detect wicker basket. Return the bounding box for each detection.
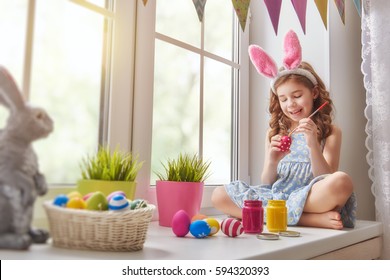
[43,201,155,252]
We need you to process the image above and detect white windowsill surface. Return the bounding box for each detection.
[0,219,382,260]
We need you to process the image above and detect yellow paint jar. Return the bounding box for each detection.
[266,200,287,232]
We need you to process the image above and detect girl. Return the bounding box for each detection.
[212,30,356,230]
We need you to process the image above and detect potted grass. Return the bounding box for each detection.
[155,153,211,227]
[76,145,143,200]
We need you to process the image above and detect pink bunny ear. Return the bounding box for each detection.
[283,30,302,70]
[248,45,278,78]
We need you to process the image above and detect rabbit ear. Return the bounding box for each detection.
[248,45,278,78]
[283,30,302,70]
[0,66,25,111]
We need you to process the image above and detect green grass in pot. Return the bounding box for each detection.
[156,153,211,182]
[80,146,143,181]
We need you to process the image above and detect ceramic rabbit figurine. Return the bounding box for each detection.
[0,66,54,249]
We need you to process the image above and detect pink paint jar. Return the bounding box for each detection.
[242,200,264,234]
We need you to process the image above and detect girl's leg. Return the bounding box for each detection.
[211,186,242,219]
[298,171,354,229]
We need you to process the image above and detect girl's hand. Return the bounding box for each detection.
[295,118,319,149]
[268,134,290,163]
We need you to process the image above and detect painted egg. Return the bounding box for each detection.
[221,218,244,237]
[191,213,208,222]
[107,190,126,202]
[130,199,148,210]
[108,194,130,211]
[86,191,108,211]
[279,136,292,152]
[53,194,69,207]
[171,210,191,237]
[67,191,83,199]
[82,192,95,201]
[66,197,87,209]
[204,218,220,236]
[189,220,211,239]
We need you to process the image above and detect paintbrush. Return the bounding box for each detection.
[288,101,329,137]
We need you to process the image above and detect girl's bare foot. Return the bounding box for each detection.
[298,211,343,230]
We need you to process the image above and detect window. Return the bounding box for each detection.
[1,1,249,203]
[0,0,111,185]
[133,0,249,189]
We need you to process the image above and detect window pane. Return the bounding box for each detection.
[203,58,232,184]
[0,1,27,127]
[204,0,234,61]
[31,0,105,184]
[156,0,200,48]
[151,40,200,183]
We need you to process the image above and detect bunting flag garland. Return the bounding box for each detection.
[353,0,362,17]
[231,0,251,32]
[264,0,282,35]
[291,0,307,34]
[192,0,207,22]
[143,0,359,35]
[333,0,345,24]
[314,0,328,29]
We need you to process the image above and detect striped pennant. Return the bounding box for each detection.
[192,0,207,22]
[334,0,345,24]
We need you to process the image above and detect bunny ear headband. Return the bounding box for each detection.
[248,30,318,94]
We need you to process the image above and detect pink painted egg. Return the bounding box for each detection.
[279,136,292,152]
[221,218,244,237]
[171,210,191,237]
[82,192,95,201]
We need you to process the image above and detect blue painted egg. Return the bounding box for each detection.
[108,194,129,211]
[189,220,211,239]
[53,194,69,207]
[107,190,126,202]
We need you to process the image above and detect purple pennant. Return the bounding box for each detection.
[291,0,307,34]
[264,0,282,35]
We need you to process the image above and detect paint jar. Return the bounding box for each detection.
[266,200,287,232]
[242,200,264,234]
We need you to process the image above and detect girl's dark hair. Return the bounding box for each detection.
[268,61,333,142]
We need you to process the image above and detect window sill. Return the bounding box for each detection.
[0,220,382,260]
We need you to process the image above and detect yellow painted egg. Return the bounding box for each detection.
[204,218,220,236]
[66,197,87,209]
[67,191,83,200]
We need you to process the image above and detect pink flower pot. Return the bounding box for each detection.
[156,180,204,227]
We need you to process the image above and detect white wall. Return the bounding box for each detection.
[248,1,375,220]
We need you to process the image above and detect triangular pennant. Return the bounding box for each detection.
[353,0,362,17]
[291,0,307,34]
[264,0,282,35]
[314,0,328,29]
[333,0,345,24]
[231,0,251,32]
[192,0,207,22]
[142,0,148,6]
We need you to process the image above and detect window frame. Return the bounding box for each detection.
[128,0,250,210]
